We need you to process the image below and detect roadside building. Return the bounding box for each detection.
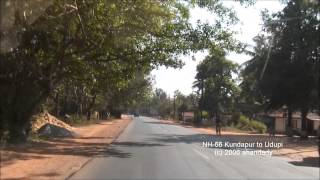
[265,111,320,135]
[182,112,194,123]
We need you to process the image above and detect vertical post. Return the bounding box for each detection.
[173,95,176,120]
[199,79,204,123]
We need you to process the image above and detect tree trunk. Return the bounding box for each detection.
[300,108,309,139]
[86,111,91,121]
[197,79,204,124]
[86,94,96,121]
[7,92,47,143]
[215,111,220,124]
[54,92,60,116]
[173,96,176,119]
[182,111,185,123]
[287,107,292,128]
[8,115,28,143]
[286,107,293,137]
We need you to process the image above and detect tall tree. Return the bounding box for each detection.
[194,48,239,122]
[242,0,319,137]
[0,0,247,142]
[239,35,269,118]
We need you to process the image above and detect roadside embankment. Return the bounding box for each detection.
[0,116,132,179]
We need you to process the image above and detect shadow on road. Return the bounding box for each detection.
[289,157,320,168]
[143,121,177,126]
[147,133,319,167]
[30,172,60,178]
[1,137,132,167]
[0,152,47,167]
[148,133,316,149]
[112,141,167,147]
[148,133,285,147]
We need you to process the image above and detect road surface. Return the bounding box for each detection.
[70,117,319,179]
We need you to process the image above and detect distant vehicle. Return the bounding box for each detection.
[133,113,140,117]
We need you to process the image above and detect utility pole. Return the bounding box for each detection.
[199,79,204,122]
[173,95,176,120]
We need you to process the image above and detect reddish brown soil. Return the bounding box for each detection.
[0,118,132,180]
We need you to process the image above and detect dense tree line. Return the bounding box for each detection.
[193,48,239,124]
[139,88,197,120]
[0,0,243,143]
[2,0,317,143]
[241,0,319,137]
[143,0,319,138]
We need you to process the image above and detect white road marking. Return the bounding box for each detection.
[193,148,210,160]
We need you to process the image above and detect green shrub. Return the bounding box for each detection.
[202,111,209,119]
[250,120,267,133]
[237,115,250,129]
[235,115,267,134]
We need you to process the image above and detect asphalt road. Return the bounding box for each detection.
[70,116,319,180]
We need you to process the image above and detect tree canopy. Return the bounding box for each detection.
[0,0,245,142]
[194,48,239,118]
[241,0,319,136]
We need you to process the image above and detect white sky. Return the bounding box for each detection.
[151,0,285,96]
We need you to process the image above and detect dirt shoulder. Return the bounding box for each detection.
[0,117,132,180]
[160,119,319,167]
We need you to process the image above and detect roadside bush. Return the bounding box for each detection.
[236,115,250,129]
[235,115,267,133]
[250,120,267,133]
[202,111,209,119]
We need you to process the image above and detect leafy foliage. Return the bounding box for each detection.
[235,115,267,134]
[194,48,239,118]
[0,0,253,142]
[241,0,319,136]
